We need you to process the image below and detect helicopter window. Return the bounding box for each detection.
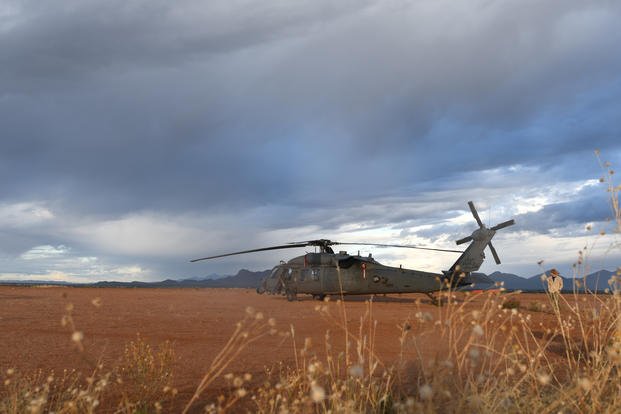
[286,268,293,280]
[301,268,319,282]
[270,268,279,279]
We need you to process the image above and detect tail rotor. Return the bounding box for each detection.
[455,201,515,266]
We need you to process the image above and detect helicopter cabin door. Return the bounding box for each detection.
[303,253,338,294]
[298,267,321,294]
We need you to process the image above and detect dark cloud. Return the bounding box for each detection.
[1,1,376,89]
[1,0,621,279]
[515,184,612,234]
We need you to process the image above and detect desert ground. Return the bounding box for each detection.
[0,286,611,412]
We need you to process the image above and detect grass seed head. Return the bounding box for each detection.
[71,331,84,343]
[607,341,621,365]
[310,383,325,402]
[419,384,433,401]
[578,377,592,392]
[537,372,551,385]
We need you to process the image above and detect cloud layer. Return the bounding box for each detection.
[1,0,621,280]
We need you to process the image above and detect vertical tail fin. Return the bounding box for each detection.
[447,201,515,277]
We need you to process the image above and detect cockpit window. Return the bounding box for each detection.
[270,268,279,279]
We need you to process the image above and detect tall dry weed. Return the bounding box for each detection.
[249,299,394,413]
[114,335,176,413]
[0,366,110,414]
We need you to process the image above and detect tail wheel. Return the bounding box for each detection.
[286,289,297,302]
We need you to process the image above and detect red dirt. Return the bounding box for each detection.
[0,286,601,411]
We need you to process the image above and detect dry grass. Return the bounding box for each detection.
[1,366,110,413]
[115,336,176,413]
[184,285,621,414]
[0,336,176,414]
[3,287,620,413]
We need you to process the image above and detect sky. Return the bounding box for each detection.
[1,0,621,283]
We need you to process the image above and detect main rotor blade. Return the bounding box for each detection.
[488,242,501,265]
[190,242,309,262]
[334,242,463,254]
[455,236,473,245]
[491,219,515,231]
[468,201,484,228]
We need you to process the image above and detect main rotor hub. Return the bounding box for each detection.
[472,228,493,241]
[310,239,335,253]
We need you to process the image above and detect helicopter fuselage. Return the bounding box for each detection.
[259,251,465,300]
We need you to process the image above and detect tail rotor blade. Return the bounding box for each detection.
[491,219,515,231]
[456,236,473,245]
[468,201,484,228]
[488,242,501,265]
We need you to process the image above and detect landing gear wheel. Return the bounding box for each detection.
[286,289,297,302]
[256,286,265,294]
[312,294,326,301]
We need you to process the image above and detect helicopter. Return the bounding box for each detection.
[191,201,515,303]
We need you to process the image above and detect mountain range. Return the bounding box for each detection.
[0,269,617,293]
[485,269,616,292]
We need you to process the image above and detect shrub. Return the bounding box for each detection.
[115,335,176,413]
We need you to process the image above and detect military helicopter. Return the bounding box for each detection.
[191,201,515,303]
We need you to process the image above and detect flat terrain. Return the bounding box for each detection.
[0,286,592,409]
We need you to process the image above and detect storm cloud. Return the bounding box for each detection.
[1,0,621,280]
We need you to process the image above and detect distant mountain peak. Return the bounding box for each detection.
[489,269,616,292]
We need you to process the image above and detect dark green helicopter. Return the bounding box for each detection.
[191,202,515,303]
